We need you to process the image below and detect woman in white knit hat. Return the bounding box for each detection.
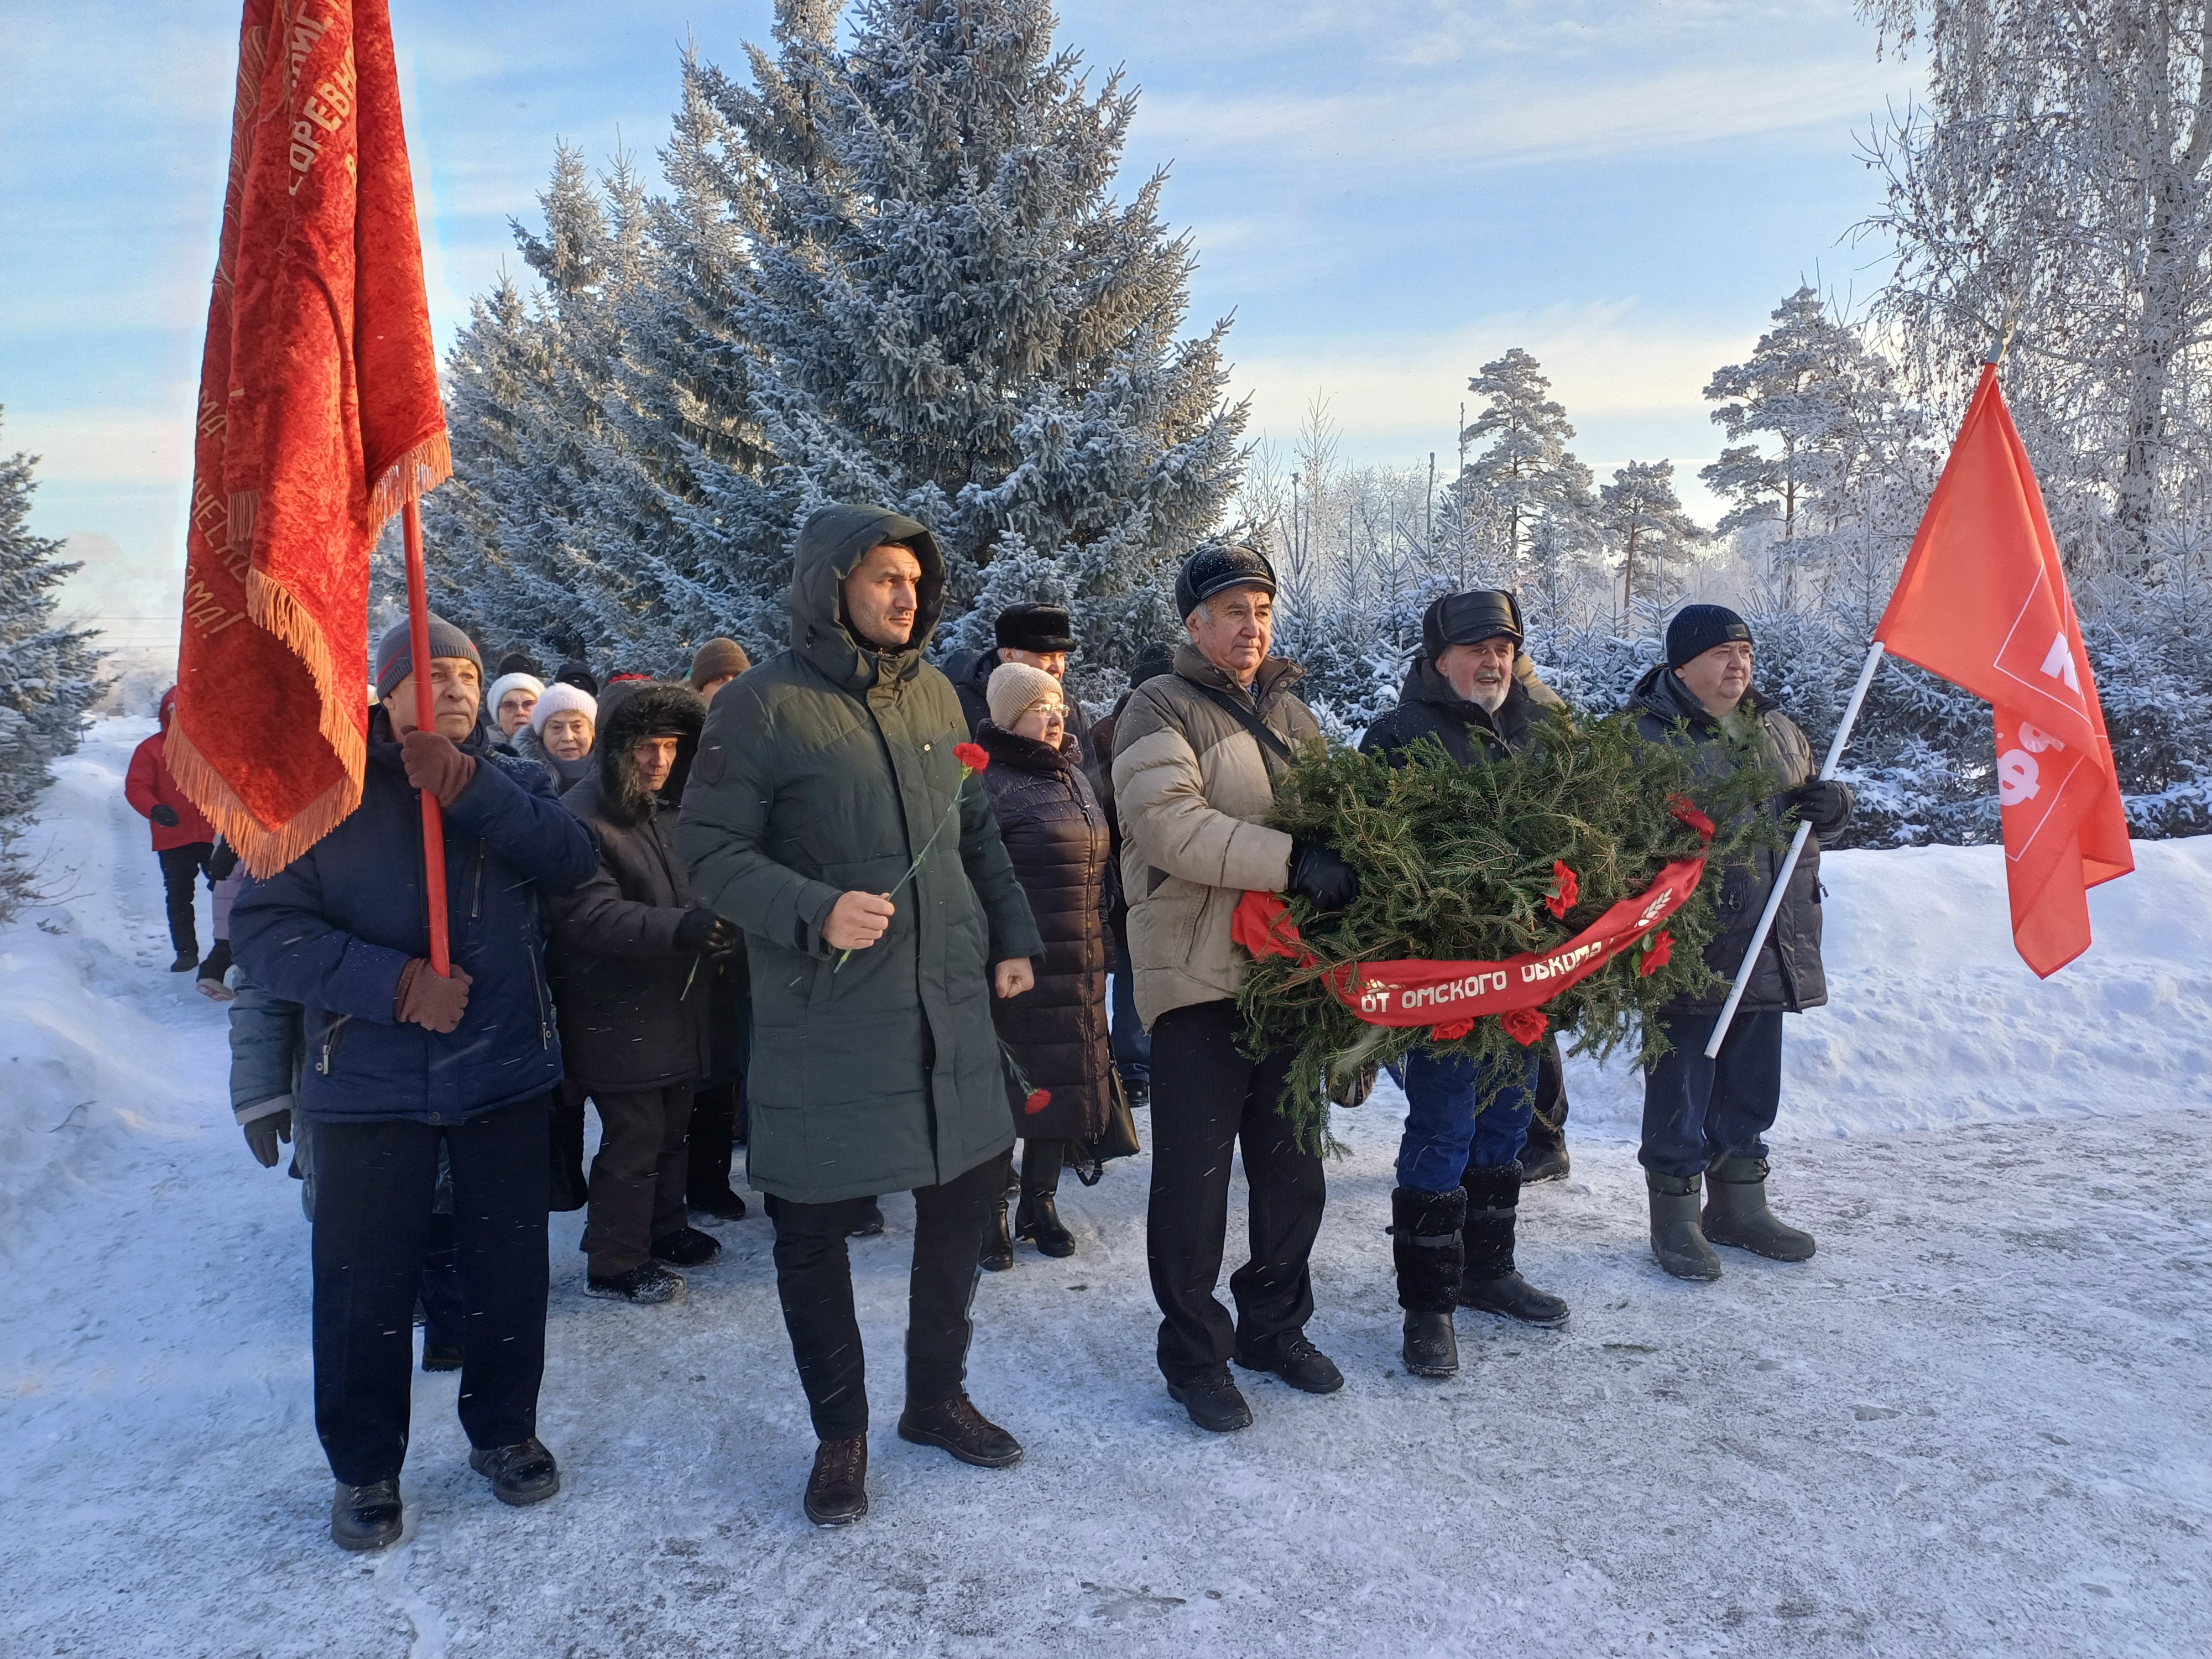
[486,671,545,739]
[974,660,1115,1269]
[517,682,597,795]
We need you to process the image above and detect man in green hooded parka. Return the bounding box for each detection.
[679,505,1044,1528]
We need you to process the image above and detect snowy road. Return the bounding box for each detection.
[3,721,2208,1658]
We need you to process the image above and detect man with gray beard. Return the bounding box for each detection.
[1358,591,1572,1381]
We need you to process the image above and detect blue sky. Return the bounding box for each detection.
[0,0,1916,647]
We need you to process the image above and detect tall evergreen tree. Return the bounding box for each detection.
[1449,348,1595,585]
[1701,288,1904,546]
[0,413,103,872]
[1600,460,1705,608]
[709,0,1246,684]
[431,0,1246,688]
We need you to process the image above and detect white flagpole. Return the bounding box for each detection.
[1703,640,1887,1060]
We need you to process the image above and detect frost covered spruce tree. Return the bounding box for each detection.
[418,148,691,662]
[433,0,1247,686]
[0,415,102,916]
[707,0,1245,686]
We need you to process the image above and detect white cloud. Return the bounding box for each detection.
[9,410,191,489]
[1141,53,1908,178]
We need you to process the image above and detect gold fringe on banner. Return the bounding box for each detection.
[366,430,452,531]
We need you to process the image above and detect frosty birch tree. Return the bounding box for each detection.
[1860,0,2212,576]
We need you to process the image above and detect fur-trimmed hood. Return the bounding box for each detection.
[594,681,706,827]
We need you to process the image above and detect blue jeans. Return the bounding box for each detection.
[1397,1046,1540,1193]
[1109,970,1151,1088]
[1640,1008,1785,1178]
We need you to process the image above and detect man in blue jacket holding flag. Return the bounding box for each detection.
[233,616,599,1552]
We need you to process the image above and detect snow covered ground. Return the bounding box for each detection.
[3,717,2208,1658]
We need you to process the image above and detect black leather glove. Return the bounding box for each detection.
[150,804,181,828]
[1782,779,1854,836]
[675,907,737,953]
[1288,841,1361,912]
[242,1108,292,1168]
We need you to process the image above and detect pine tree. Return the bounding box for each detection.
[1450,349,1596,588]
[0,414,103,916]
[1701,287,1903,547]
[1600,460,1706,608]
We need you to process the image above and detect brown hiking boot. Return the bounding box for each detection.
[804,1435,869,1526]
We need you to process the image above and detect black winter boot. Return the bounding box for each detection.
[330,1479,403,1551]
[1703,1156,1817,1261]
[469,1438,561,1506]
[847,1197,886,1238]
[652,1226,723,1267]
[979,1197,1015,1271]
[586,1261,687,1303]
[195,940,234,1001]
[1392,1186,1467,1378]
[1518,1135,1570,1185]
[1647,1171,1723,1280]
[1015,1139,1074,1257]
[1458,1163,1569,1327]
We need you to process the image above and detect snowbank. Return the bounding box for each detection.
[1551,836,2212,1142]
[0,717,227,1250]
[3,722,2209,1656]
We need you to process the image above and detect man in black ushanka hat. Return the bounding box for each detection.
[1360,591,1574,1381]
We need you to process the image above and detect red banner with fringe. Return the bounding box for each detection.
[170,0,448,875]
[1233,803,1715,1044]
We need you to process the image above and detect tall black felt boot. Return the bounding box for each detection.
[1458,1162,1569,1327]
[1392,1186,1467,1378]
[1014,1140,1073,1258]
[979,1152,1015,1272]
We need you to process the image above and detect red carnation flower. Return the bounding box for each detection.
[1545,860,1579,920]
[954,741,990,774]
[1638,930,1673,977]
[1023,1088,1052,1115]
[1668,796,1715,842]
[1431,1017,1474,1041]
[1499,1006,1549,1047]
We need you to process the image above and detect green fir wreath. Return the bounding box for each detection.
[1236,707,1783,1154]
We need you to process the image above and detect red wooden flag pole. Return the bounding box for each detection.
[400,498,452,977]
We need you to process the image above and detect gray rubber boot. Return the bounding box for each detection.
[1702,1157,1817,1261]
[1646,1172,1722,1281]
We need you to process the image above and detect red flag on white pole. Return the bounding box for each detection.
[1875,363,2133,977]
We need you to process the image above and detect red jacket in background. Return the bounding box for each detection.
[126,688,217,851]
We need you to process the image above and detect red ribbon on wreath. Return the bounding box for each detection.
[1232,799,1716,1036]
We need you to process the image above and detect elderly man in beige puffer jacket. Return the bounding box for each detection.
[1110,544,1362,1433]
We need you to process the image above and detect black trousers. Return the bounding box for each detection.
[310,1095,552,1486]
[1640,1009,1786,1179]
[155,842,215,956]
[686,1081,745,1204]
[582,1083,695,1276]
[1524,1035,1571,1154]
[768,1153,1000,1440]
[1146,1000,1327,1381]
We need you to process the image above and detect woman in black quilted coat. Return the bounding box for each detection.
[977,662,1113,1267]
